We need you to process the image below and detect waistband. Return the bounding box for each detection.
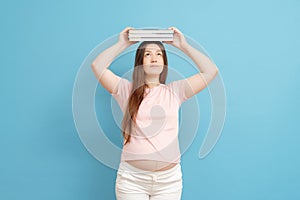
[118,161,181,176]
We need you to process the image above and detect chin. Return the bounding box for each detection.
[144,66,164,75]
[147,69,163,75]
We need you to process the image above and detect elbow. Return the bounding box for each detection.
[91,62,96,69]
[214,67,219,77]
[91,62,99,71]
[209,66,219,79]
[208,66,219,80]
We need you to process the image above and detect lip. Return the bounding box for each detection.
[150,64,163,68]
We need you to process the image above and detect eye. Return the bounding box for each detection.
[157,52,162,56]
[144,53,150,57]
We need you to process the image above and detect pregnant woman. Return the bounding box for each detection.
[91,27,219,200]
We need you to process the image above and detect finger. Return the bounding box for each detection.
[163,41,172,45]
[168,27,182,35]
[168,26,177,31]
[168,27,176,33]
[122,27,134,33]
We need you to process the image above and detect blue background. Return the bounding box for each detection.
[1,0,299,199]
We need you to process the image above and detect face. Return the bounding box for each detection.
[142,44,164,76]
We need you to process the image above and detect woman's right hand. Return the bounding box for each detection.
[118,27,137,47]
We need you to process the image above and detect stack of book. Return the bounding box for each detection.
[128,29,174,42]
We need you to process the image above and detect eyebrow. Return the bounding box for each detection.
[144,50,162,52]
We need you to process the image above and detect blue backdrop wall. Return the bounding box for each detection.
[1,0,299,199]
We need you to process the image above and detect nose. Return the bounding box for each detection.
[151,56,157,63]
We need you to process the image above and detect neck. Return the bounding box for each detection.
[145,75,160,88]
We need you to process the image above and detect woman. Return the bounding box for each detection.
[91,27,219,200]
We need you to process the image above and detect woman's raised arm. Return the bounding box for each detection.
[91,27,136,94]
[165,27,219,99]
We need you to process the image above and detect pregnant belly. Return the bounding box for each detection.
[126,160,177,171]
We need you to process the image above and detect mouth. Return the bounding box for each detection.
[150,64,163,68]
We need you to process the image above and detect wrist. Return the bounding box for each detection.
[179,41,190,52]
[116,40,131,50]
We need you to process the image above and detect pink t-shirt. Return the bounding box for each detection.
[112,78,189,164]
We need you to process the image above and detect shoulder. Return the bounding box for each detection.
[165,80,188,103]
[116,77,132,87]
[112,77,132,96]
[166,79,186,90]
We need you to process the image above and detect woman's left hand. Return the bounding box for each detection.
[164,27,188,49]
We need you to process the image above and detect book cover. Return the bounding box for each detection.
[129,29,174,34]
[129,37,173,41]
[129,33,174,38]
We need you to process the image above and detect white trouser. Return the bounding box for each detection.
[115,161,182,200]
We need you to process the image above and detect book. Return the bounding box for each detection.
[129,29,174,34]
[128,29,174,41]
[129,33,173,37]
[129,37,173,41]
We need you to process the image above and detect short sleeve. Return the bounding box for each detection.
[111,78,132,112]
[167,79,189,105]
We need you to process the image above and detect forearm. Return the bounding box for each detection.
[180,43,219,76]
[91,41,130,74]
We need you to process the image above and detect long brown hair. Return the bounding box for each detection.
[122,41,168,144]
